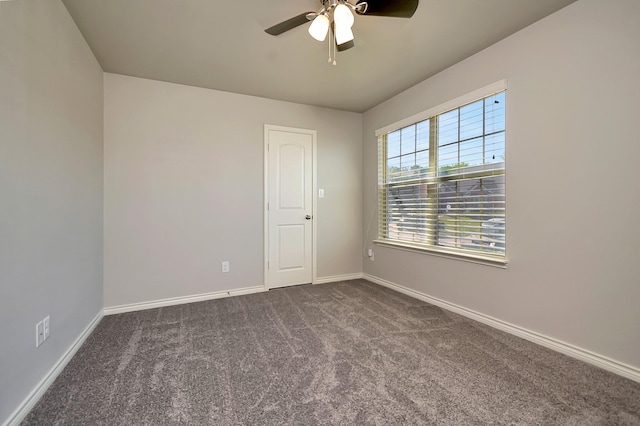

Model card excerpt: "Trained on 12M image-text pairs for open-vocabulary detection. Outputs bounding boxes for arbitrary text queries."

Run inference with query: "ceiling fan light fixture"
[335,24,354,46]
[333,3,355,28]
[308,14,330,41]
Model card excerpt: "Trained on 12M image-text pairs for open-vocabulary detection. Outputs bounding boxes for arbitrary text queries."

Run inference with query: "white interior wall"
[104,74,363,308]
[362,0,640,371]
[0,1,104,423]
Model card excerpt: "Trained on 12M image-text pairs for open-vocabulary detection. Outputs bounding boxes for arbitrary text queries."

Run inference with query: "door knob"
[305,215,312,220]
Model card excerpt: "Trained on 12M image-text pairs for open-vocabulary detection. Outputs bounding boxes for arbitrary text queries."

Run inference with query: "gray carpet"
[23,279,640,425]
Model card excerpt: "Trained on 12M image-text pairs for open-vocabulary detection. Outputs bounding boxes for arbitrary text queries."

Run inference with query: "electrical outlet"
[221,261,230,273]
[43,316,50,340]
[36,321,44,347]
[370,251,375,261]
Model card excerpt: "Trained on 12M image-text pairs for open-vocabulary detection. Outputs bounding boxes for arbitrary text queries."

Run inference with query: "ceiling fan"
[265,0,419,55]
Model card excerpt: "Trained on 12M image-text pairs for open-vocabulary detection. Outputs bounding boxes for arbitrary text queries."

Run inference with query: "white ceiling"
[62,0,577,113]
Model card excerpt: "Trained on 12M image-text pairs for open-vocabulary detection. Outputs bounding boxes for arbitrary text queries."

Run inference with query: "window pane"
[386,183,428,243]
[485,92,505,134]
[459,100,483,140]
[401,125,416,155]
[416,119,430,152]
[459,137,484,169]
[400,153,415,169]
[475,175,506,254]
[484,133,505,166]
[387,131,401,159]
[387,156,401,182]
[438,143,459,172]
[416,149,429,178]
[399,154,416,180]
[438,110,458,146]
[436,176,505,253]
[437,181,474,249]
[478,175,506,217]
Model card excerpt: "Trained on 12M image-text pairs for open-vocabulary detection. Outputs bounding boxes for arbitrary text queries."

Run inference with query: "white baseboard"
[314,273,364,285]
[363,274,640,383]
[3,310,104,426]
[103,285,267,315]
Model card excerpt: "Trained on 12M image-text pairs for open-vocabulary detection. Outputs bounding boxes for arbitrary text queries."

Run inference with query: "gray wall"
[0,0,104,423]
[104,74,363,308]
[362,0,640,369]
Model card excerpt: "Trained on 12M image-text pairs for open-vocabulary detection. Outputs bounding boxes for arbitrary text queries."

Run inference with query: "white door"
[265,125,315,289]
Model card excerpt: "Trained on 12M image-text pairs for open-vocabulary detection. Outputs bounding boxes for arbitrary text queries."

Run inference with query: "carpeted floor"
[23,279,640,425]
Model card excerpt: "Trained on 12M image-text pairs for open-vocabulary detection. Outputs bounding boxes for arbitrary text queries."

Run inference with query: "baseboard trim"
[314,273,364,285]
[103,285,267,315]
[3,310,104,426]
[363,274,640,383]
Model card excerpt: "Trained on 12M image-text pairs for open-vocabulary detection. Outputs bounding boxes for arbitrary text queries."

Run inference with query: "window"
[377,82,506,265]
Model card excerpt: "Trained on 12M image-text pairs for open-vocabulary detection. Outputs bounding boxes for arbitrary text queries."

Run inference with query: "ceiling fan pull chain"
[328,26,332,63]
[332,27,337,65]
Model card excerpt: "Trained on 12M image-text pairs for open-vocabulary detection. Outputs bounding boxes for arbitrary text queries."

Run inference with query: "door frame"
[263,124,318,290]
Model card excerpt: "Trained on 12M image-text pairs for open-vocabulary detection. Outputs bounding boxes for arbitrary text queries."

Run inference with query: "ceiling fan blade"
[265,12,314,36]
[355,0,419,18]
[337,40,355,52]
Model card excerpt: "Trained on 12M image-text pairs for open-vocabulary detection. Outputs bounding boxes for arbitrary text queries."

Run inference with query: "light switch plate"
[36,321,44,347]
[43,316,50,339]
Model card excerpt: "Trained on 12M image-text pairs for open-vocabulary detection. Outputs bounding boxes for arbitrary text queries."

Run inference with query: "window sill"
[373,239,508,269]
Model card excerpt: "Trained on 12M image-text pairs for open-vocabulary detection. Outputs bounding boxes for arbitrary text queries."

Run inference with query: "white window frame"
[375,80,508,267]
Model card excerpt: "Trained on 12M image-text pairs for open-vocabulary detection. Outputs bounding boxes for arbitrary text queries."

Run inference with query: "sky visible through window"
[386,92,505,179]
[438,92,505,171]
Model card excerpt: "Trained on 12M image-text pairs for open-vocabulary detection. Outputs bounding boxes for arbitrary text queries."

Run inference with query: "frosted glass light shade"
[308,15,330,41]
[333,3,354,28]
[335,24,354,46]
